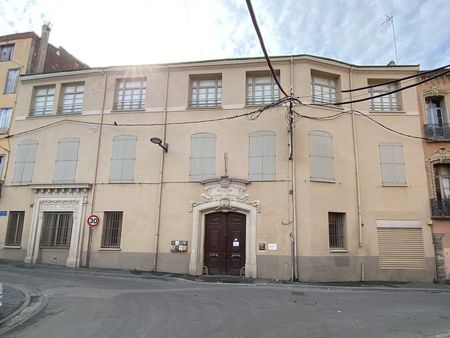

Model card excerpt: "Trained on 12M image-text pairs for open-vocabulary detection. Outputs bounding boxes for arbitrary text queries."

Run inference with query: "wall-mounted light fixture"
[150,137,169,152]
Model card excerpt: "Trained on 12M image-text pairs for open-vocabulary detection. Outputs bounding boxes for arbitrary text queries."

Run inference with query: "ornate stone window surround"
[426,148,450,198]
[421,86,449,124]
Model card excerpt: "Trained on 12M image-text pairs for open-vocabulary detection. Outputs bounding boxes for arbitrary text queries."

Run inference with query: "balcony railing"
[431,198,450,217]
[424,124,450,140]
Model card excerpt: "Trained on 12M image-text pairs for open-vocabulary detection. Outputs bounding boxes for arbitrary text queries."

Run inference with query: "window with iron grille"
[113,78,146,111]
[40,212,73,248]
[0,108,12,134]
[5,211,24,246]
[190,76,222,108]
[312,74,338,104]
[369,81,401,111]
[0,44,14,61]
[60,83,84,114]
[4,68,20,94]
[328,212,346,250]
[31,85,55,116]
[246,72,280,105]
[102,212,123,248]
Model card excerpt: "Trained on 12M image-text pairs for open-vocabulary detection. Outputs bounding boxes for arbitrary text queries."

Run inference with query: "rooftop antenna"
[382,15,398,65]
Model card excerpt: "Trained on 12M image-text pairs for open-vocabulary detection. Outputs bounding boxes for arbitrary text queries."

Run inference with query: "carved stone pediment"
[422,86,448,98]
[189,176,261,212]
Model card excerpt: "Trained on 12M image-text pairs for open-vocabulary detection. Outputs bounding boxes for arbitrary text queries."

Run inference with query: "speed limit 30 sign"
[87,214,100,227]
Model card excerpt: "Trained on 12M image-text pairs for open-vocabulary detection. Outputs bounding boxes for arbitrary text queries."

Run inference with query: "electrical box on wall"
[171,240,188,252]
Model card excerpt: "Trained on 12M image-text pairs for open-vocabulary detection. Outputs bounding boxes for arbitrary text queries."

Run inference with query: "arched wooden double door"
[204,212,246,276]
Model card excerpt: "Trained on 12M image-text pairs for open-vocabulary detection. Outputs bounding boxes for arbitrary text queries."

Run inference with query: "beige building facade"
[0,55,436,281]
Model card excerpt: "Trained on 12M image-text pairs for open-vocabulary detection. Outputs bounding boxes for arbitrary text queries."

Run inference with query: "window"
[5,211,24,246]
[0,155,4,177]
[0,44,14,61]
[40,212,73,248]
[110,135,136,182]
[190,76,222,107]
[4,68,19,94]
[249,131,276,180]
[369,81,401,111]
[31,86,55,116]
[53,137,80,183]
[309,130,335,182]
[113,78,146,111]
[189,133,216,181]
[102,211,123,248]
[0,108,12,133]
[434,164,450,200]
[60,83,84,114]
[424,97,449,139]
[12,139,38,184]
[329,212,346,250]
[246,72,280,105]
[312,74,338,104]
[379,143,406,186]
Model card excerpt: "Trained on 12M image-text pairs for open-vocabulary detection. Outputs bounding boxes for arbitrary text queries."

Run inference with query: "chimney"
[36,23,51,73]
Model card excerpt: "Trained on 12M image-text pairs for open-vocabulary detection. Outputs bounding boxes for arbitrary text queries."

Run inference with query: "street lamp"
[150,137,169,152]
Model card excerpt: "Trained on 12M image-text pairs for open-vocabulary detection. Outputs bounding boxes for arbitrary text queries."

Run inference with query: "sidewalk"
[0,285,26,322]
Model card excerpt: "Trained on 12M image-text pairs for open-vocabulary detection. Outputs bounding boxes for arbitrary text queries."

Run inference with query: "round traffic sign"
[87,214,100,227]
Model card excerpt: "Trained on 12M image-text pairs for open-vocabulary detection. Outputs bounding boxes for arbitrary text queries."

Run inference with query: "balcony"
[424,124,450,141]
[431,198,450,218]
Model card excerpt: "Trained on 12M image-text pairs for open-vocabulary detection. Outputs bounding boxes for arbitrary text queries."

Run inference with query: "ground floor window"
[102,211,123,248]
[40,212,73,248]
[328,212,346,250]
[5,211,25,246]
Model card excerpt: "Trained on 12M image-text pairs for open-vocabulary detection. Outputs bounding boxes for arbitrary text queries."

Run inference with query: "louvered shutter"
[189,133,216,181]
[110,135,136,182]
[249,131,276,180]
[54,138,79,183]
[13,140,38,184]
[379,143,406,186]
[309,131,335,181]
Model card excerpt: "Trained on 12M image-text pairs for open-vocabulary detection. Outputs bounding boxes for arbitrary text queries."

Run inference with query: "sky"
[0,0,449,69]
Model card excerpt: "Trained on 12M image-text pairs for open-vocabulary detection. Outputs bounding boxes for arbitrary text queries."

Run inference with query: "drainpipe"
[153,66,170,272]
[85,70,108,268]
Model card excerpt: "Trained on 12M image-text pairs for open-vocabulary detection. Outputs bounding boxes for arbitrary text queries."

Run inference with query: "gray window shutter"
[189,133,216,181]
[309,130,335,181]
[379,143,406,186]
[53,137,80,183]
[13,140,38,184]
[110,135,136,182]
[249,131,276,180]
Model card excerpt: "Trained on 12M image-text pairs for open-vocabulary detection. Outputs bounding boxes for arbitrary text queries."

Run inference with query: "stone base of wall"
[0,249,27,261]
[39,249,70,265]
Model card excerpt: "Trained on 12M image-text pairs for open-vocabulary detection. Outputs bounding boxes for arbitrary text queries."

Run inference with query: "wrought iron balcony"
[424,124,450,141]
[430,198,450,217]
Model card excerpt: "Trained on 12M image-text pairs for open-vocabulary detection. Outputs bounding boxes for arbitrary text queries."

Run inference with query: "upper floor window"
[0,108,12,134]
[249,131,276,180]
[309,130,335,182]
[424,96,449,139]
[246,71,280,105]
[379,143,406,186]
[60,83,84,114]
[190,76,222,108]
[12,139,38,184]
[312,73,338,104]
[434,164,450,200]
[31,85,55,116]
[53,137,80,183]
[369,81,401,111]
[4,68,20,94]
[189,133,216,181]
[113,78,146,111]
[0,44,14,61]
[110,135,137,182]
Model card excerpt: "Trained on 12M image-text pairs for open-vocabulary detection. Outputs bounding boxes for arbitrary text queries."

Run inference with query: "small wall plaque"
[171,240,188,252]
[258,243,265,251]
[0,211,7,217]
[268,243,277,251]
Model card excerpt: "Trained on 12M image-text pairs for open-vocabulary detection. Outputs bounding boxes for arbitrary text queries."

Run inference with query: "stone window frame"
[420,86,450,126]
[425,148,450,199]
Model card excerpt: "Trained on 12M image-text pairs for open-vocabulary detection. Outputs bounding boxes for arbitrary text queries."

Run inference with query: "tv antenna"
[382,15,398,65]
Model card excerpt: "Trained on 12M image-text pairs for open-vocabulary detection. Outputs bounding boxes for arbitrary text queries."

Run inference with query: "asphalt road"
[1,265,450,338]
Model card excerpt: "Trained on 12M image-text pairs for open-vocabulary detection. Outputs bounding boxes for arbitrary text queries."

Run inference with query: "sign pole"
[86,227,93,268]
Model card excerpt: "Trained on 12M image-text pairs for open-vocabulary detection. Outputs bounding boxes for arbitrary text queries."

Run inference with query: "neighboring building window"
[249,131,276,180]
[312,74,338,104]
[40,212,73,248]
[0,108,12,133]
[5,211,24,246]
[190,76,222,108]
[4,68,20,94]
[379,143,406,186]
[0,155,4,177]
[424,97,449,139]
[246,72,280,105]
[113,78,146,111]
[309,130,335,182]
[329,212,346,250]
[0,44,14,61]
[31,85,55,116]
[434,164,450,200]
[110,135,137,182]
[102,211,123,248]
[60,83,84,114]
[369,81,401,111]
[53,137,80,183]
[12,139,38,184]
[189,133,216,181]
